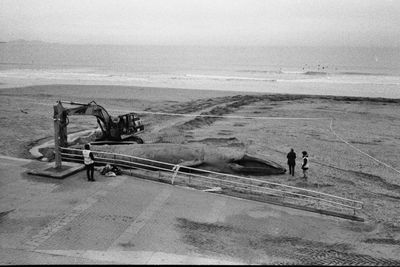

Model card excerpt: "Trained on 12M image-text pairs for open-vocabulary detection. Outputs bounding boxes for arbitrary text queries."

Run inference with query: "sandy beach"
[2,0,400,263]
[1,82,400,250]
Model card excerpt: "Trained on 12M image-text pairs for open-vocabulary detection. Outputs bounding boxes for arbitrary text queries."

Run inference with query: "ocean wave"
[280,78,400,86]
[183,74,276,82]
[279,70,328,75]
[280,70,307,74]
[1,68,398,87]
[239,69,392,77]
[238,70,282,75]
[0,62,34,66]
[337,71,387,76]
[240,69,309,75]
[304,71,328,75]
[0,69,149,82]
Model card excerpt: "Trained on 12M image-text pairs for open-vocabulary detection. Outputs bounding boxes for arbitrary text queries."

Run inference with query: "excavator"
[53,100,144,147]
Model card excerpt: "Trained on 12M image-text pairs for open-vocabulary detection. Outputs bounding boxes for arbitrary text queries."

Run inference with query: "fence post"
[53,117,62,170]
[171,165,181,185]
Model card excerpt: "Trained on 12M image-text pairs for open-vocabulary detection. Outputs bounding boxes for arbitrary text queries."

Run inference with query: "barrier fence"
[60,147,364,216]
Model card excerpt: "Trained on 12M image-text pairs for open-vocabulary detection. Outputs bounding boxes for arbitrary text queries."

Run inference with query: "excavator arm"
[60,101,112,137]
[53,100,144,147]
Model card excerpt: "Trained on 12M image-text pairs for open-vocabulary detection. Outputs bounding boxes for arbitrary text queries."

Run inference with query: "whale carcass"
[88,143,286,175]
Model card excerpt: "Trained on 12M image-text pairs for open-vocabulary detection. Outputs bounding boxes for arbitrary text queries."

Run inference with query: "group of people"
[286,148,309,179]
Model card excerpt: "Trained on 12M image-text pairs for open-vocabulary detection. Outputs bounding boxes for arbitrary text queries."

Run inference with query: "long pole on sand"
[53,105,62,169]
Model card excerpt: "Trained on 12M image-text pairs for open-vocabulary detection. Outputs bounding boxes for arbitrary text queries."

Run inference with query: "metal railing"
[60,147,364,215]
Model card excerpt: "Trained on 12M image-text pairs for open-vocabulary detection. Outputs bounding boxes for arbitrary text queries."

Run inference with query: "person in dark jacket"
[286,148,296,176]
[301,151,309,180]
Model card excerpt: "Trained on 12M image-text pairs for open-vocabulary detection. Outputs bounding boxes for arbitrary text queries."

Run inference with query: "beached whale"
[88,143,286,175]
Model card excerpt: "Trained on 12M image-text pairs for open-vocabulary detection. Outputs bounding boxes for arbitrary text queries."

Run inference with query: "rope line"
[25,100,327,120]
[115,109,328,120]
[329,118,400,175]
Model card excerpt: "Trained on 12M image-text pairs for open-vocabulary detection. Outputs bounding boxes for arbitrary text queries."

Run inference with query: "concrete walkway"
[1,155,400,265]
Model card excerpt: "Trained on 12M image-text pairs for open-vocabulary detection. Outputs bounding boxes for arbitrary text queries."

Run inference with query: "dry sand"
[1,83,400,247]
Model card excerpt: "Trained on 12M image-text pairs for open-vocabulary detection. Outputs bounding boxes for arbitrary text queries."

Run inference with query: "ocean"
[0,42,399,98]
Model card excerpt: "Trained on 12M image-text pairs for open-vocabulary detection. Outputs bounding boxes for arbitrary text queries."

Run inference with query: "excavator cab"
[118,113,144,135]
[114,113,145,143]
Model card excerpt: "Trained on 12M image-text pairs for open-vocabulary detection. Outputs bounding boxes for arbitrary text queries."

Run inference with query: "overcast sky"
[0,0,399,47]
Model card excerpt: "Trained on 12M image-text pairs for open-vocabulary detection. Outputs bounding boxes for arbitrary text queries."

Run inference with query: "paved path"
[1,155,400,265]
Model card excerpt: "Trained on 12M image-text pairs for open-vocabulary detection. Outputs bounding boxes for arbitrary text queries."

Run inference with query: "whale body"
[89,143,286,175]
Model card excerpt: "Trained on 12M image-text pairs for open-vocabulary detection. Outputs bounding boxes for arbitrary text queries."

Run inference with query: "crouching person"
[83,144,95,182]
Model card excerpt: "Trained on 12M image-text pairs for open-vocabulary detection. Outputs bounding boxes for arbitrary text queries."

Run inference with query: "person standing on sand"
[82,143,95,182]
[301,151,309,180]
[286,148,296,176]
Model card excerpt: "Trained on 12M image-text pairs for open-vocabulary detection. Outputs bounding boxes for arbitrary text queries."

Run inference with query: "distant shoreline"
[1,83,400,104]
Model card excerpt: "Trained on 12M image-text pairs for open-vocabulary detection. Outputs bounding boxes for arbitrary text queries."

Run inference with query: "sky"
[0,0,399,47]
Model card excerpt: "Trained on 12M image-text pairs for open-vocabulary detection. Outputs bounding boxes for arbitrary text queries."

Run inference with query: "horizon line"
[2,39,399,49]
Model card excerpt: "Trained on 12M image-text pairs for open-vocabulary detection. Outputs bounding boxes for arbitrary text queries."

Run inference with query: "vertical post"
[53,115,62,170]
[53,101,69,169]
